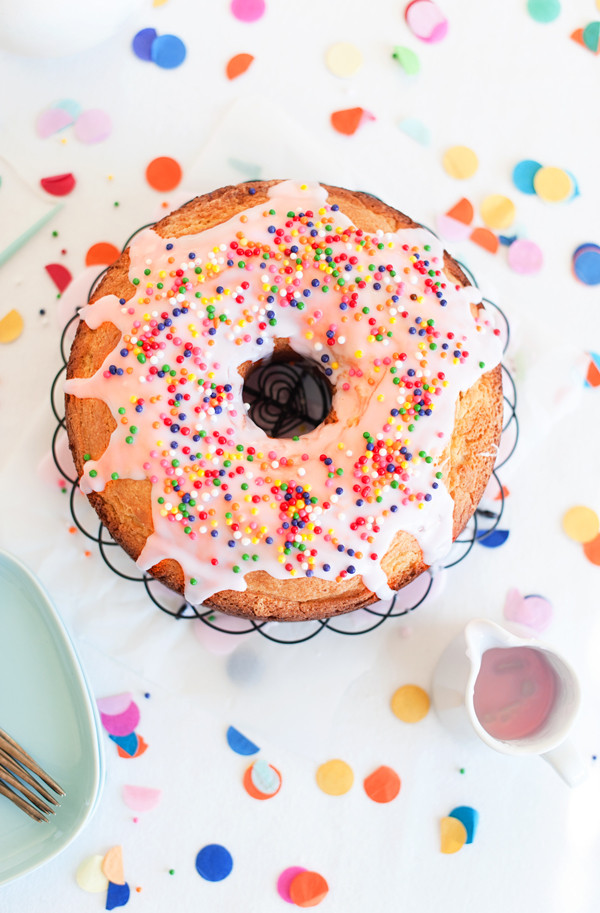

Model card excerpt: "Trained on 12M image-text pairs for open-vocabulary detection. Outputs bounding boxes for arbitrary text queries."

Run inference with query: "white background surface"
[1,0,600,910]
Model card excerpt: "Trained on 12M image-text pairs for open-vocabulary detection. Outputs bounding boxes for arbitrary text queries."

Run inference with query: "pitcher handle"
[541,739,588,787]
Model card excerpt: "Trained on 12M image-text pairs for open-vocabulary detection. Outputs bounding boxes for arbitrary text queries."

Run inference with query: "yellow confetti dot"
[440,817,467,854]
[391,684,430,722]
[325,42,363,78]
[562,506,600,544]
[0,309,24,343]
[76,855,109,893]
[480,194,516,230]
[533,166,573,203]
[316,759,354,796]
[442,145,479,180]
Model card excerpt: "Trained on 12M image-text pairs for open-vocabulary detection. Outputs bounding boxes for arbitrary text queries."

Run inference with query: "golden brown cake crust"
[65,181,503,621]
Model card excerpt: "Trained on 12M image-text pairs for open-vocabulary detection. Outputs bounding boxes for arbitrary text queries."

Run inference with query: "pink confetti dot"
[277,867,307,904]
[405,0,448,42]
[507,239,543,275]
[231,0,266,21]
[74,109,112,145]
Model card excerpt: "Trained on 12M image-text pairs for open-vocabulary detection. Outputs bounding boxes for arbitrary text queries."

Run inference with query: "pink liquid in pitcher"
[472,647,557,742]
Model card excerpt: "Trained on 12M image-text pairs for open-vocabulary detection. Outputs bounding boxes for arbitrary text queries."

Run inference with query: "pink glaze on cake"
[64,181,503,604]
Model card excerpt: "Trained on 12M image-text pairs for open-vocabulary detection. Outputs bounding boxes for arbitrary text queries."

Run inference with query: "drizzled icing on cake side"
[65,181,503,603]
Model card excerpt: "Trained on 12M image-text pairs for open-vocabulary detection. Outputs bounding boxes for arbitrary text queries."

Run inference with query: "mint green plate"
[0,548,104,886]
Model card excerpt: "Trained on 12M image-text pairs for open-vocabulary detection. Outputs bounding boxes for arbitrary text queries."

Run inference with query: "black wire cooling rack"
[50,227,518,644]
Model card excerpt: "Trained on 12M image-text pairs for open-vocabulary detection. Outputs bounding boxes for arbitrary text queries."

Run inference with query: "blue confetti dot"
[132,28,157,61]
[195,844,233,882]
[108,732,138,756]
[512,159,542,195]
[476,528,509,548]
[573,245,600,286]
[151,34,187,69]
[226,725,260,756]
[106,881,130,910]
[449,806,479,844]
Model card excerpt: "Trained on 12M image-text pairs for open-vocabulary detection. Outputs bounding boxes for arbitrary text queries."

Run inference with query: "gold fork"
[0,728,65,823]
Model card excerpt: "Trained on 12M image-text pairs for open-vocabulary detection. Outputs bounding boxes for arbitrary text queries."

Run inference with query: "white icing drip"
[65,180,503,604]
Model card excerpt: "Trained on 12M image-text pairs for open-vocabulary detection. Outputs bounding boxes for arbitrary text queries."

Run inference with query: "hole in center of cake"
[241,352,333,439]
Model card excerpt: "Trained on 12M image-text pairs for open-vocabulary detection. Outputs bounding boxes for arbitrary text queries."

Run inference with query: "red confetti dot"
[85,242,121,267]
[40,173,76,196]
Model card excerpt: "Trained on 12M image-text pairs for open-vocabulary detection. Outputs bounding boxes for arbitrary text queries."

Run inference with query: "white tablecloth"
[1,1,600,910]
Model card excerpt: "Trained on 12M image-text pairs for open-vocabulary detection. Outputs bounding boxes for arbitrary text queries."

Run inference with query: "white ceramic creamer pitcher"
[431,619,587,786]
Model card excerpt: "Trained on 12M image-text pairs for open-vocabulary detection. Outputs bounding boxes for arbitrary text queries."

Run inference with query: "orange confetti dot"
[470,227,499,254]
[289,870,329,907]
[0,309,24,343]
[242,762,282,800]
[85,242,121,267]
[583,533,600,566]
[446,197,473,225]
[102,846,125,885]
[145,156,183,192]
[363,765,401,803]
[226,53,254,79]
[330,107,367,136]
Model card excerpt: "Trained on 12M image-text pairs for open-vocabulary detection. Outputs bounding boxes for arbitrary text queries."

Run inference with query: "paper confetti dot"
[76,855,109,893]
[480,195,515,229]
[122,785,162,812]
[436,215,471,242]
[570,26,600,53]
[132,28,157,61]
[109,732,138,756]
[102,846,125,886]
[476,528,509,548]
[440,816,468,853]
[74,109,112,144]
[583,21,600,52]
[243,760,282,799]
[512,159,542,194]
[398,117,430,145]
[563,506,600,543]
[40,173,76,196]
[527,0,561,23]
[325,42,363,77]
[585,352,600,388]
[573,244,600,286]
[363,766,401,803]
[391,684,430,722]
[583,534,600,566]
[507,239,543,274]
[116,735,148,759]
[533,166,572,202]
[195,844,233,882]
[151,34,187,69]
[97,693,133,715]
[0,310,24,344]
[289,870,329,907]
[226,53,254,79]
[316,759,354,796]
[392,45,420,74]
[504,588,553,633]
[226,725,259,755]
[446,197,474,224]
[36,106,74,138]
[231,0,265,21]
[106,881,130,910]
[277,867,307,904]
[330,107,370,136]
[100,701,140,737]
[405,0,448,42]
[470,227,499,254]
[45,263,72,292]
[85,242,120,267]
[442,145,478,180]
[145,156,182,192]
[448,806,479,843]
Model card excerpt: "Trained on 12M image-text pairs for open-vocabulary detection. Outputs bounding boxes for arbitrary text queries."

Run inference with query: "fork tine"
[0,748,59,806]
[0,765,55,816]
[0,729,65,796]
[0,777,50,822]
